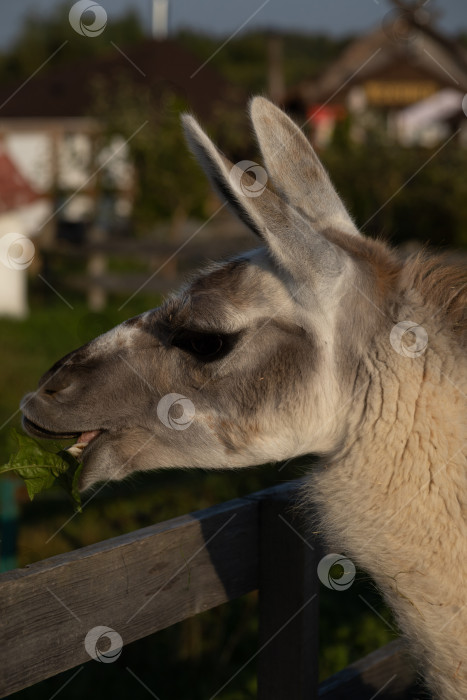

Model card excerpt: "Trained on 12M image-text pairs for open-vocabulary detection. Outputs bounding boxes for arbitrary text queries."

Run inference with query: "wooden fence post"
[257,488,321,700]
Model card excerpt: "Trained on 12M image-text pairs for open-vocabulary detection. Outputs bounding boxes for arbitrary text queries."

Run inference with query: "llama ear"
[250,96,360,237]
[182,113,270,240]
[182,113,348,288]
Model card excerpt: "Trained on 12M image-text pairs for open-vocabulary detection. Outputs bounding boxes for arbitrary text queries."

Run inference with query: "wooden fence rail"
[0,480,418,699]
[41,221,253,310]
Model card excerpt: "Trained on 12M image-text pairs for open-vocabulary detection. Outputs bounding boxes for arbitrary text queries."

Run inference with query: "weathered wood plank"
[0,494,259,698]
[318,639,419,699]
[256,482,321,700]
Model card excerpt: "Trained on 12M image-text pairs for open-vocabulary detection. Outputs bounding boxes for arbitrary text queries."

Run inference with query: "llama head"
[21,97,400,490]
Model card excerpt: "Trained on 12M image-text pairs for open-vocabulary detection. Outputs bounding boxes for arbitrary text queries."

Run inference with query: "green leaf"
[0,430,83,511]
[56,450,84,513]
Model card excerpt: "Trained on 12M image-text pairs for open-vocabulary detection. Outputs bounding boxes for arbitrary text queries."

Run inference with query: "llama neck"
[309,341,467,700]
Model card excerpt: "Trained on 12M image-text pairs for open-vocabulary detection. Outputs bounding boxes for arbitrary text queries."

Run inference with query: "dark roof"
[287,12,467,106]
[0,39,244,122]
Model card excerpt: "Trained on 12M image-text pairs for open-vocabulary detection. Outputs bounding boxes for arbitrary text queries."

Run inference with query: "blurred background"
[0,0,466,697]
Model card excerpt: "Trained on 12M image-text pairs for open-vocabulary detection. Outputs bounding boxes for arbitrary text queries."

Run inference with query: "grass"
[0,292,395,698]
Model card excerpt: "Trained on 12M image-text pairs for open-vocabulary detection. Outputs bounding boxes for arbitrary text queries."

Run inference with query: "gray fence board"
[0,495,258,697]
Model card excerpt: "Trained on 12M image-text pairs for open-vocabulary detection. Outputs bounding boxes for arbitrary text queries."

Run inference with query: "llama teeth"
[66,443,86,459]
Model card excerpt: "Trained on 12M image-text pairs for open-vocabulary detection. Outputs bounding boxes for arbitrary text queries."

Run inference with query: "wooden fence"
[0,480,419,699]
[40,216,253,311]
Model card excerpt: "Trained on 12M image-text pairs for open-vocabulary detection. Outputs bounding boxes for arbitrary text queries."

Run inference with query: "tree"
[92,77,209,236]
[0,2,144,84]
[322,139,467,249]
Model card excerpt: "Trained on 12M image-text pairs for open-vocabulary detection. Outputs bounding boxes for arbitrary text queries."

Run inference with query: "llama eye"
[189,334,223,357]
[171,331,226,360]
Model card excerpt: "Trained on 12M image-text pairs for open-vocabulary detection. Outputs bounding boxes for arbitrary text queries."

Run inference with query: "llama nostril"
[42,382,71,396]
[39,372,73,396]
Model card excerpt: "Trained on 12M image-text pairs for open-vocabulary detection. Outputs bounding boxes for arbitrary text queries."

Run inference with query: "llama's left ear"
[250,96,360,238]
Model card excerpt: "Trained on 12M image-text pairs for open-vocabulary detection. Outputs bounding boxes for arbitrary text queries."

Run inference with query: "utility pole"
[152,0,169,40]
[267,33,285,105]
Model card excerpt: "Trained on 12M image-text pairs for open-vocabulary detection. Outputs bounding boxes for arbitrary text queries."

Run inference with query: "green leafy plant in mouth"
[0,430,83,512]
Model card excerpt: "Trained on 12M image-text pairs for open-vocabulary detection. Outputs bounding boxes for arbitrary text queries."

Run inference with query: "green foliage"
[0,430,83,509]
[92,84,209,228]
[322,140,467,248]
[0,431,59,497]
[0,3,144,84]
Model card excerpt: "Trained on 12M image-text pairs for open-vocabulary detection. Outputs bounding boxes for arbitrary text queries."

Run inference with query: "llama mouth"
[66,430,103,459]
[22,417,103,457]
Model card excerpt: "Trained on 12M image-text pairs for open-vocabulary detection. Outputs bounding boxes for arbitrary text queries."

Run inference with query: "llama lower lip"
[22,417,81,440]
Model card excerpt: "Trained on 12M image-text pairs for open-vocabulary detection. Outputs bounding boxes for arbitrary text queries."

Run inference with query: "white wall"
[0,200,52,318]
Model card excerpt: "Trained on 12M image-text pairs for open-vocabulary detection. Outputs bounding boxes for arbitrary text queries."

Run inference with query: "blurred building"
[0,148,51,317]
[285,0,467,147]
[0,39,243,240]
[0,38,245,313]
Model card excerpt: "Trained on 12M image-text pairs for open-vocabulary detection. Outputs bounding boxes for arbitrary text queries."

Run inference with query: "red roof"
[0,149,41,214]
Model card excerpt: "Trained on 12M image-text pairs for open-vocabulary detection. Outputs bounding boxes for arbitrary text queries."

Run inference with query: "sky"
[0,0,466,50]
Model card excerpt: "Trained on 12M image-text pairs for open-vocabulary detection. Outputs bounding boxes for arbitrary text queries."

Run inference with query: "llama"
[21,97,466,700]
